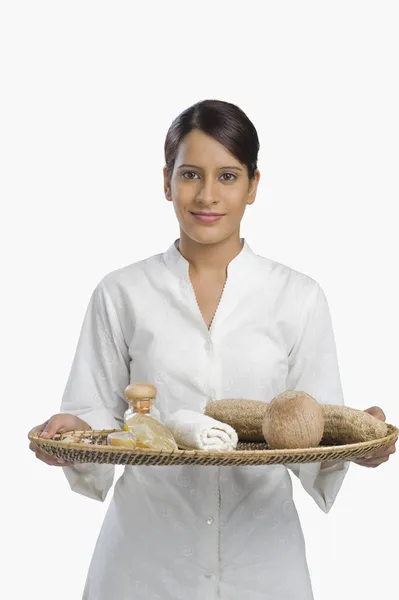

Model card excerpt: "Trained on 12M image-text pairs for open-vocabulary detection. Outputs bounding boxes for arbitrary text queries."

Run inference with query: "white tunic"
[60,238,350,600]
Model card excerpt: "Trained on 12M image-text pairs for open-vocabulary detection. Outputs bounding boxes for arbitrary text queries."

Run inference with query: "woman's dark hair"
[164,99,260,181]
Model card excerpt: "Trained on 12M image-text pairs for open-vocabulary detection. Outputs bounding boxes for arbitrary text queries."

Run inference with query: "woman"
[30,99,395,600]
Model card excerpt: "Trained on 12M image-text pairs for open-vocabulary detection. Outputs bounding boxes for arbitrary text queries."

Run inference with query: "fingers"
[29,420,51,453]
[356,407,394,468]
[369,443,396,459]
[29,418,73,466]
[33,447,71,467]
[40,456,70,467]
[39,415,63,439]
[29,415,69,446]
[355,456,389,467]
[29,421,48,437]
[354,444,396,467]
[364,406,386,421]
[29,421,50,455]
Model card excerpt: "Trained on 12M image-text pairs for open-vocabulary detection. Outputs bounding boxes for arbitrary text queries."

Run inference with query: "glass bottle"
[123,383,178,451]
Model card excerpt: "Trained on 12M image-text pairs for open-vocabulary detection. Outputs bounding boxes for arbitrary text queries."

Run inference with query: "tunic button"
[204,341,212,353]
[206,516,214,525]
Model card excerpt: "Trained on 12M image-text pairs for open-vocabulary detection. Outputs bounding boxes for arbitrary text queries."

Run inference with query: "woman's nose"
[196,179,217,204]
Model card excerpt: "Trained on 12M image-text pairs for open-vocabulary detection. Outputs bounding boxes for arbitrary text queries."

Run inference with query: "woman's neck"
[177,230,243,277]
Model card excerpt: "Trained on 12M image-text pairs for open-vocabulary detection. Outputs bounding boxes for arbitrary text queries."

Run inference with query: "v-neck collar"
[163,237,258,281]
[163,237,260,336]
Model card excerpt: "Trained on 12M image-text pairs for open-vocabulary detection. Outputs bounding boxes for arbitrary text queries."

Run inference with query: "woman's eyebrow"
[177,163,243,171]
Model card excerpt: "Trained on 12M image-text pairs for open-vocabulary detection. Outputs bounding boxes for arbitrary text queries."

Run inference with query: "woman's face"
[164,129,260,245]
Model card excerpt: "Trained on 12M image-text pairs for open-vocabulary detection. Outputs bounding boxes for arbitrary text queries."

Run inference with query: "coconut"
[262,390,324,449]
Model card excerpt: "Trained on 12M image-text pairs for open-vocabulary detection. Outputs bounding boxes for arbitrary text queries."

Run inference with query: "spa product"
[321,404,388,445]
[124,383,178,451]
[107,431,137,449]
[262,390,324,449]
[204,398,268,441]
[205,394,388,446]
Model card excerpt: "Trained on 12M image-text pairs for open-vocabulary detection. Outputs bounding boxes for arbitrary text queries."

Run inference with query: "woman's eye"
[182,171,199,180]
[220,173,237,182]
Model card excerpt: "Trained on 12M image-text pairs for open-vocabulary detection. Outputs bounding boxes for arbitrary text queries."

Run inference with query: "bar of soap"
[107,431,137,449]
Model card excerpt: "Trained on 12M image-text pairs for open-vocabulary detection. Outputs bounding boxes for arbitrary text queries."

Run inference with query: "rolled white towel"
[165,409,238,451]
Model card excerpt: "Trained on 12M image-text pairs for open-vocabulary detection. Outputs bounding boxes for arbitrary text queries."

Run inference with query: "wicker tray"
[29,424,398,467]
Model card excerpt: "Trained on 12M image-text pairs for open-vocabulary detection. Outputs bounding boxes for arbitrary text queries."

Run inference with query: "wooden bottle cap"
[125,383,157,401]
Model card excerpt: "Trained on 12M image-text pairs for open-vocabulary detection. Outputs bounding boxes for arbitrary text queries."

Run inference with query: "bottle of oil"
[124,383,178,451]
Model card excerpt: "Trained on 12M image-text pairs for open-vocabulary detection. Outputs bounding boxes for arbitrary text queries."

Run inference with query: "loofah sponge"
[321,404,388,445]
[204,394,388,446]
[204,398,268,441]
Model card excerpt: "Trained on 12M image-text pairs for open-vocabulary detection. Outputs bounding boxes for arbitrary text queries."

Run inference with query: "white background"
[2,1,398,599]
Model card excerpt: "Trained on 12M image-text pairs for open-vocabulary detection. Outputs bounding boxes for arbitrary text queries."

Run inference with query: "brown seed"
[262,391,324,449]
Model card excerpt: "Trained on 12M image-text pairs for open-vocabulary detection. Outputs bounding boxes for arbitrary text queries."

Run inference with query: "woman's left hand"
[354,406,396,467]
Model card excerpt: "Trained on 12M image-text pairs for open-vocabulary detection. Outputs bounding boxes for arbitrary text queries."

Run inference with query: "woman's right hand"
[29,414,91,467]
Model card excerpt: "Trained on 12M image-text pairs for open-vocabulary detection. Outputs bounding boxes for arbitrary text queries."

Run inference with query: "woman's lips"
[190,213,225,223]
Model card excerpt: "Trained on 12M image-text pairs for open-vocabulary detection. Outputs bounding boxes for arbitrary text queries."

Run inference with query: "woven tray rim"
[28,423,398,459]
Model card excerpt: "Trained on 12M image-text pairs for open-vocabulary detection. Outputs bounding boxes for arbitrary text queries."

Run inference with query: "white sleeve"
[286,281,350,513]
[59,277,130,502]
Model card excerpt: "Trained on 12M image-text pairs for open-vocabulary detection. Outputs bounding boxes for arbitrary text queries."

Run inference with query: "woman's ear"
[163,166,172,201]
[247,169,261,206]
